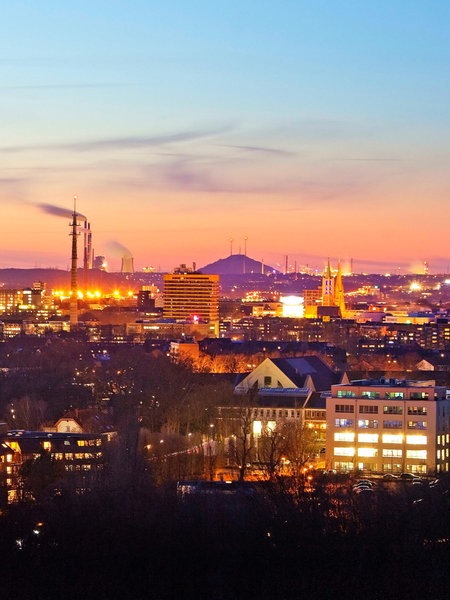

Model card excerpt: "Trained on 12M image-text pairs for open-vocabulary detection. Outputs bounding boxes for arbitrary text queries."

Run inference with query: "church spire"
[322,258,334,307]
[334,259,346,317]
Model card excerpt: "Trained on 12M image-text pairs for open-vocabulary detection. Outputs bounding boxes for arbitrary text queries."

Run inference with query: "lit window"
[357,448,378,458]
[407,421,427,430]
[410,392,429,400]
[334,447,355,456]
[406,450,427,459]
[385,392,404,399]
[337,390,356,398]
[382,434,403,444]
[382,448,402,457]
[335,418,354,427]
[408,406,427,415]
[362,391,380,399]
[253,421,262,435]
[358,433,379,443]
[334,432,354,442]
[358,419,378,429]
[334,461,354,471]
[383,406,403,415]
[406,435,427,445]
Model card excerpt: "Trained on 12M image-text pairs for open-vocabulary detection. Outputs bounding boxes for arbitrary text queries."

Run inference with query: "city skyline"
[1,2,450,274]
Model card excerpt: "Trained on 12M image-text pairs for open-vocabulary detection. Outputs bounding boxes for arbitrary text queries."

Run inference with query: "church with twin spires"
[304,259,346,319]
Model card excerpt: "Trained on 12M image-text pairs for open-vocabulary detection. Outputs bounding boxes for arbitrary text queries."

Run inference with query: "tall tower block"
[163,265,220,337]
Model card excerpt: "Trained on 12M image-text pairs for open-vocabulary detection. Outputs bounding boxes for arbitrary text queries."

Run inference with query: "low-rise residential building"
[326,377,450,475]
[216,356,348,476]
[0,430,106,504]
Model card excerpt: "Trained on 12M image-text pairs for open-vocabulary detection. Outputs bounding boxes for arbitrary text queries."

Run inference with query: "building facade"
[326,378,450,475]
[0,430,106,504]
[163,267,219,337]
[216,356,348,477]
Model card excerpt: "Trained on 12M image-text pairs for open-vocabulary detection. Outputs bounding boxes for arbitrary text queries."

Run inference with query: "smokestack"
[69,198,79,330]
[87,225,93,269]
[82,221,94,288]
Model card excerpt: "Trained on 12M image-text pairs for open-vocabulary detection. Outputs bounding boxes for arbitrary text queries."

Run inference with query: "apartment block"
[326,377,450,475]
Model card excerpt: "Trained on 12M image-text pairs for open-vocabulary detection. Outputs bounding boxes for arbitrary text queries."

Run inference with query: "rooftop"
[344,377,436,388]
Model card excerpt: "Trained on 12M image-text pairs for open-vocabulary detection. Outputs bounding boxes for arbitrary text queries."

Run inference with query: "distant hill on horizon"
[200,254,279,276]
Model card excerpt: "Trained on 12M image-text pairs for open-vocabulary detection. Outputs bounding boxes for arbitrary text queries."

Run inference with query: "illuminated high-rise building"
[163,266,220,337]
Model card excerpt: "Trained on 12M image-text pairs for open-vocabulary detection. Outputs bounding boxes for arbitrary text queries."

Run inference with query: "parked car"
[400,473,421,481]
[353,479,374,487]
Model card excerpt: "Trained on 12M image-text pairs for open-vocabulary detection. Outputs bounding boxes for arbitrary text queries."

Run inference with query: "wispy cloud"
[220,144,294,157]
[0,177,30,201]
[154,160,294,194]
[0,125,234,154]
[0,83,125,91]
[328,157,402,162]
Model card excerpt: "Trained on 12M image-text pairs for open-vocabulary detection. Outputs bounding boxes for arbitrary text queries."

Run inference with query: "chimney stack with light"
[69,198,79,330]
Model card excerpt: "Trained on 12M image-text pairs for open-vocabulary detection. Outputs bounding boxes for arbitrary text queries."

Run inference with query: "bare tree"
[8,396,47,430]
[219,388,260,481]
[256,423,290,480]
[283,420,323,478]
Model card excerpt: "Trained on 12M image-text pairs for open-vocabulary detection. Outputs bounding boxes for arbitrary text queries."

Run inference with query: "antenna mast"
[69,196,79,330]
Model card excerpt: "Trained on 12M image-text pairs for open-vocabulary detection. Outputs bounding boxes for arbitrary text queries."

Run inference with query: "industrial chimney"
[121,255,134,274]
[69,200,79,330]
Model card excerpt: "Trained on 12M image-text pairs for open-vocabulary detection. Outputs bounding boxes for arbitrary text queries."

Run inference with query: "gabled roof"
[56,409,115,434]
[417,356,450,368]
[234,355,346,398]
[270,356,343,392]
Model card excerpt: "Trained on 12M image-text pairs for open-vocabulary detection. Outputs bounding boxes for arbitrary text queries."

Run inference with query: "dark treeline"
[0,336,230,434]
[0,336,450,598]
[1,472,450,600]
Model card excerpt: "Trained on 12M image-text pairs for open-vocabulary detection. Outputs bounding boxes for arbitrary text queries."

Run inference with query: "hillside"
[200,254,278,275]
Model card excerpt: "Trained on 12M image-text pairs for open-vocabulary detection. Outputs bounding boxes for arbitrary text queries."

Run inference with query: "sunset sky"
[1,1,450,274]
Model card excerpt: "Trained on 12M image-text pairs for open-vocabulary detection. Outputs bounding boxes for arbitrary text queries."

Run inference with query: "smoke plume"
[105,240,133,258]
[38,203,86,220]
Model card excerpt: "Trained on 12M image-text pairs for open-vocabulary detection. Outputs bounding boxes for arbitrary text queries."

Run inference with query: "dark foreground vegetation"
[0,336,449,599]
[1,473,450,600]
